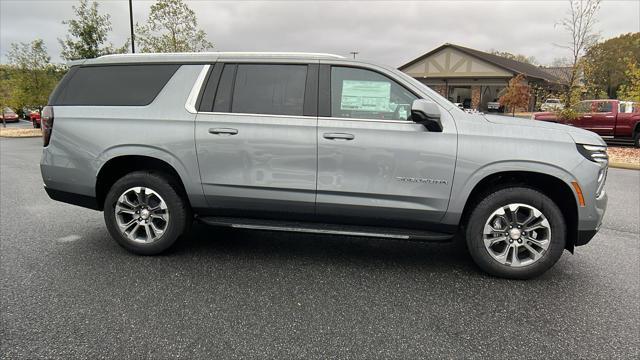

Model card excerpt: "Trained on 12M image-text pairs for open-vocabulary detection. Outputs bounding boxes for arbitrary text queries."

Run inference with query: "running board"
[198,216,454,242]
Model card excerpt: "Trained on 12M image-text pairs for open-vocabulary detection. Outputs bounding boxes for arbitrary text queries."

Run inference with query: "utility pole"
[349,51,358,59]
[129,0,135,53]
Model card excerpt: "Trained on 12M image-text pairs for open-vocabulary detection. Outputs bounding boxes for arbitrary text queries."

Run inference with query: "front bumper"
[576,190,607,246]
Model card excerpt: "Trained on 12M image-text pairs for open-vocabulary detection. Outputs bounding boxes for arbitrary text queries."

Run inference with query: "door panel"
[195,113,317,218]
[316,118,457,228]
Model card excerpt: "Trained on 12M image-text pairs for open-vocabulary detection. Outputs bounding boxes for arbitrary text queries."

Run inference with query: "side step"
[198,216,455,242]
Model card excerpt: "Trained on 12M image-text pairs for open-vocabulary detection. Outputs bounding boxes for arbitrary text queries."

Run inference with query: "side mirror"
[411,99,443,132]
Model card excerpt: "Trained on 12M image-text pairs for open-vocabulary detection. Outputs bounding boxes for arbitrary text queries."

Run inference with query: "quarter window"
[231,64,307,116]
[330,67,417,120]
[52,64,179,106]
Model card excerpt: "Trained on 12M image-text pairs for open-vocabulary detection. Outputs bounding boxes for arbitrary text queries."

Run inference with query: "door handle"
[583,115,592,118]
[323,132,355,140]
[209,128,238,135]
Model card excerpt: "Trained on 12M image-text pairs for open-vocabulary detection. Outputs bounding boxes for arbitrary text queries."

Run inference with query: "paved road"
[1,137,638,359]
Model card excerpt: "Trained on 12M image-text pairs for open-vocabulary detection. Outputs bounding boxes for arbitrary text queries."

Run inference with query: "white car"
[540,98,564,111]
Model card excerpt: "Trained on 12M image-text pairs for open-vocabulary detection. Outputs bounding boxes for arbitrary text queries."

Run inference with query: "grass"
[0,128,42,138]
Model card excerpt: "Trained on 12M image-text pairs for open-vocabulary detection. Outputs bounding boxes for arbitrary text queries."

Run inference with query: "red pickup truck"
[532,99,640,147]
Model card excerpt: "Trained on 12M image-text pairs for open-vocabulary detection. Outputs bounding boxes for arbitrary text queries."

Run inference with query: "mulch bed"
[608,146,640,170]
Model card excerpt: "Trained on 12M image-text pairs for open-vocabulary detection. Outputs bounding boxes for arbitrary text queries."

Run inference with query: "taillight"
[42,106,54,147]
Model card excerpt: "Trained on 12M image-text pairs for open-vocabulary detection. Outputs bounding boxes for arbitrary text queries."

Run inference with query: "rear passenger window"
[595,102,612,113]
[213,64,236,112]
[231,64,307,116]
[53,65,179,106]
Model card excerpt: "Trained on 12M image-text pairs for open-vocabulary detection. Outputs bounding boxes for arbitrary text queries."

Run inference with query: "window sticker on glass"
[340,80,391,112]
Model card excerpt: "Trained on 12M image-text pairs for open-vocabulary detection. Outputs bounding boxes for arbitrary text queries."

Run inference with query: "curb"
[0,135,42,138]
[609,162,640,171]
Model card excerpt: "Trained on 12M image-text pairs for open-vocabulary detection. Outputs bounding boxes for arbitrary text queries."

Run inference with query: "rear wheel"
[465,187,566,279]
[104,171,191,255]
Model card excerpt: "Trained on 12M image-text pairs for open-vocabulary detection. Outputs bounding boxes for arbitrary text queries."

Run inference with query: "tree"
[0,65,14,127]
[617,61,640,102]
[489,50,537,65]
[6,40,63,115]
[499,74,531,116]
[59,0,127,60]
[136,0,213,53]
[551,57,570,67]
[557,0,601,108]
[582,33,640,99]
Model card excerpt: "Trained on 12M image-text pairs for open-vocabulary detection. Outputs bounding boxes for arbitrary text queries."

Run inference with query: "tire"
[103,171,191,255]
[465,187,566,279]
[634,132,639,148]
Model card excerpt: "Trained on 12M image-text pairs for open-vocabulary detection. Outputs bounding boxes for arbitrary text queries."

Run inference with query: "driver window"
[330,67,417,121]
[574,101,592,113]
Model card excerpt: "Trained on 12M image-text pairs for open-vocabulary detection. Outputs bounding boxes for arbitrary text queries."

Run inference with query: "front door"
[195,62,318,219]
[589,101,616,136]
[316,65,457,229]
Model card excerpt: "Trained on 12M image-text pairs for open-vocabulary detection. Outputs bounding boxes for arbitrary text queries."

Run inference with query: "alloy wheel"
[114,186,170,243]
[482,203,551,267]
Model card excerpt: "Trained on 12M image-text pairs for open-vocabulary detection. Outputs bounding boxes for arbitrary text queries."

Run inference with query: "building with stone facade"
[399,43,564,111]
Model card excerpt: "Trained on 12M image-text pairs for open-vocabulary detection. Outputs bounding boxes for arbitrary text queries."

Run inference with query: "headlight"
[577,144,608,165]
[577,144,608,196]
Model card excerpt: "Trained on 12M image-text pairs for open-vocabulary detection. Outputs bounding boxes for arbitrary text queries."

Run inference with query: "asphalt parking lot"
[1,119,33,129]
[1,137,638,359]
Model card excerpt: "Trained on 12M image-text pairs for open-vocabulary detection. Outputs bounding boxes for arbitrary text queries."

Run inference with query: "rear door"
[195,61,319,220]
[315,63,457,229]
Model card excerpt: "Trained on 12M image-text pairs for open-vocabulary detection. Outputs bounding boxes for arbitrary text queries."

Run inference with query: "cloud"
[1,0,638,67]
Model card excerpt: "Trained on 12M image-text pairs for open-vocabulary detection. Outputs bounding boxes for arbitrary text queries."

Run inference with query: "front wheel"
[465,187,566,279]
[104,171,191,255]
[634,132,639,148]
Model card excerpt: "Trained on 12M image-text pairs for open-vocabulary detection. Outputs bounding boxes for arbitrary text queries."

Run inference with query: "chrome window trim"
[318,116,412,124]
[196,111,314,120]
[185,64,211,114]
[195,111,414,124]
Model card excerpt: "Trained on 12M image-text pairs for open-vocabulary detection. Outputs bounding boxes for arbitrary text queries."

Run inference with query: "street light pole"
[129,0,135,53]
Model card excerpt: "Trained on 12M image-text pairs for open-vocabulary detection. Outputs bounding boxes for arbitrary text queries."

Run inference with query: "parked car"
[533,99,640,147]
[41,52,608,279]
[540,98,564,112]
[1,107,19,122]
[30,110,41,128]
[486,99,504,113]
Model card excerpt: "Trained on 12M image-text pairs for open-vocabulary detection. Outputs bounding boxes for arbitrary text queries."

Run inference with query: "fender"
[96,144,207,209]
[441,159,579,226]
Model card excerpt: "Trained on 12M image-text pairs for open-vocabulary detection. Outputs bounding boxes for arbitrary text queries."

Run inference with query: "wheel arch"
[457,169,579,251]
[95,154,192,211]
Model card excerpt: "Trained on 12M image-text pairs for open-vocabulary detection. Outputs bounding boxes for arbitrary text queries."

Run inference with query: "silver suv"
[40,52,608,279]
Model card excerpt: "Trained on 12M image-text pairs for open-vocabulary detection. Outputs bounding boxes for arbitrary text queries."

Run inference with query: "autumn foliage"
[499,74,531,116]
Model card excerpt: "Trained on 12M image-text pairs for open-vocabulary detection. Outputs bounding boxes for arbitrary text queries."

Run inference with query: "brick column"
[471,86,481,110]
[431,85,447,97]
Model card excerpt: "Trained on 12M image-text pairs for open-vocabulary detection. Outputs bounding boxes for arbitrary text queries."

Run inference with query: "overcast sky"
[1,0,638,67]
